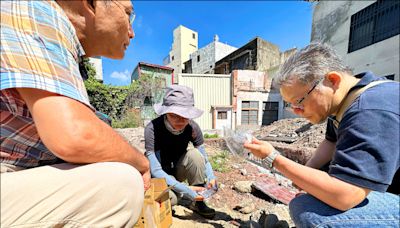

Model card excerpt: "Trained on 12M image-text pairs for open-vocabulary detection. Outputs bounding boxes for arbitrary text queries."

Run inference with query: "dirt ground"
[115,118,326,227]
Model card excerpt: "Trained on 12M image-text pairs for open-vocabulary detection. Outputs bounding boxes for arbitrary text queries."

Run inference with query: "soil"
[115,117,326,227]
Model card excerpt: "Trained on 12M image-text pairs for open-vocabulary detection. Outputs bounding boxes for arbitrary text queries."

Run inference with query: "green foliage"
[210,150,231,173]
[82,59,167,128]
[112,109,142,128]
[204,133,219,139]
[83,58,131,121]
[124,72,166,108]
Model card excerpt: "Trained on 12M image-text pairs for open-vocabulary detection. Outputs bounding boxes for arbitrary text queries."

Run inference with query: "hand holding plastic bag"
[223,127,253,158]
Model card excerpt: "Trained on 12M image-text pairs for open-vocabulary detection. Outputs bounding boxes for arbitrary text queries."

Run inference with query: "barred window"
[241,101,258,125]
[348,0,400,53]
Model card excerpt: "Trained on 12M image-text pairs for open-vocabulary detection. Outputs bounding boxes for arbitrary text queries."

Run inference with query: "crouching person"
[145,85,217,219]
[244,43,399,227]
[1,0,149,227]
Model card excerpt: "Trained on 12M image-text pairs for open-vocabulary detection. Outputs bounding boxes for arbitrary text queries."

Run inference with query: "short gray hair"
[274,42,353,88]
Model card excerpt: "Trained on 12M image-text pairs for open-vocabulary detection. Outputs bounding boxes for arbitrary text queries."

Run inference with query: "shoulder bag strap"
[334,80,391,128]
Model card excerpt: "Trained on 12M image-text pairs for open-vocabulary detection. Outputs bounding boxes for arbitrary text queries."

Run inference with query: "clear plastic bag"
[223,127,253,158]
[198,186,218,200]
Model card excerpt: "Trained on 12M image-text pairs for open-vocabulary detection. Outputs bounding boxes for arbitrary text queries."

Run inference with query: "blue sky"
[102,1,314,86]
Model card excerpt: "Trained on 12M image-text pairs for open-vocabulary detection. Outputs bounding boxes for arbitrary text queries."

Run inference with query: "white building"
[164,25,198,75]
[89,56,103,82]
[311,0,399,81]
[184,35,237,74]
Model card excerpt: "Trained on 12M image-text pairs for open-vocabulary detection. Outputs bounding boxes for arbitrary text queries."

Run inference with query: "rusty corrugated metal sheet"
[253,175,299,205]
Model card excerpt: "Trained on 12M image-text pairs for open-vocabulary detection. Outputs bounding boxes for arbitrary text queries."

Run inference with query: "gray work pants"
[169,148,207,205]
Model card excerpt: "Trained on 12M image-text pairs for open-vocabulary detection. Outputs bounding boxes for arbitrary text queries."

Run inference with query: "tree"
[83,58,129,120]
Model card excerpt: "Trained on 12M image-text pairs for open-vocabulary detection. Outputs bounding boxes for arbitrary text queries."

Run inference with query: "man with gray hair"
[1,0,148,227]
[245,43,399,227]
[145,84,217,218]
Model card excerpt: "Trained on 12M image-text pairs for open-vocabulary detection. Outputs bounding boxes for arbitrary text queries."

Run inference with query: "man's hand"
[142,169,151,191]
[244,138,275,159]
[207,179,218,189]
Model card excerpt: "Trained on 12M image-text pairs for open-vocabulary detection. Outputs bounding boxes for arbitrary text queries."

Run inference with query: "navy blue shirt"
[325,72,399,192]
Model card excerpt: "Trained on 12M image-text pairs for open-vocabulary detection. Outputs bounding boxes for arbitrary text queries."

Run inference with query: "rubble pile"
[253,118,326,149]
[114,127,145,151]
[250,118,327,165]
[114,118,327,227]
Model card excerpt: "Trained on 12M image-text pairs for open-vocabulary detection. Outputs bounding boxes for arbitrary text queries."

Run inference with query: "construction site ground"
[116,118,326,227]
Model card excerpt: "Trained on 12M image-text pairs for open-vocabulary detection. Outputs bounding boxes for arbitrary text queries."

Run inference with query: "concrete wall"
[189,41,237,74]
[190,42,215,74]
[166,25,198,74]
[256,39,281,73]
[215,42,237,62]
[177,73,231,130]
[312,1,399,81]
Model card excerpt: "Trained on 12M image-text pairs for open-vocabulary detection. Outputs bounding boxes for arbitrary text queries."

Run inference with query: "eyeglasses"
[286,78,323,111]
[111,0,136,26]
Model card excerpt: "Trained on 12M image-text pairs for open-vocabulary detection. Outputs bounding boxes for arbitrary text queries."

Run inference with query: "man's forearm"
[305,139,336,168]
[274,155,369,211]
[17,88,149,173]
[86,121,150,173]
[48,118,149,173]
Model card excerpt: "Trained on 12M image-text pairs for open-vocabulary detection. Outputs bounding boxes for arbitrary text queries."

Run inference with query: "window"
[171,56,174,61]
[348,0,400,53]
[197,55,200,62]
[192,33,196,39]
[241,101,258,125]
[262,102,279,125]
[217,111,227,119]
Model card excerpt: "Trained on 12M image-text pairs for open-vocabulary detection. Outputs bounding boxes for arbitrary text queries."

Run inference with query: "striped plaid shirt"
[1,1,92,168]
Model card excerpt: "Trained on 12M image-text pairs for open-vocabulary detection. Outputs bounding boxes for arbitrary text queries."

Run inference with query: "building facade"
[231,70,284,130]
[311,0,399,81]
[131,62,174,125]
[164,25,198,75]
[183,35,237,74]
[214,37,298,122]
[214,37,296,76]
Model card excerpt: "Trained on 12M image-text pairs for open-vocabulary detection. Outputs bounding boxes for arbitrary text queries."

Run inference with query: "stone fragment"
[233,181,253,193]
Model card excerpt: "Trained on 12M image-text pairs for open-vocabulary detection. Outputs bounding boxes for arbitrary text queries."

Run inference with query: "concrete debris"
[234,200,257,214]
[114,127,145,152]
[231,164,241,169]
[233,181,254,193]
[253,117,326,150]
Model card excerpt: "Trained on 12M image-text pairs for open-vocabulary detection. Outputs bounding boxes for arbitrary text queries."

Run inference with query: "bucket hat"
[154,85,203,119]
